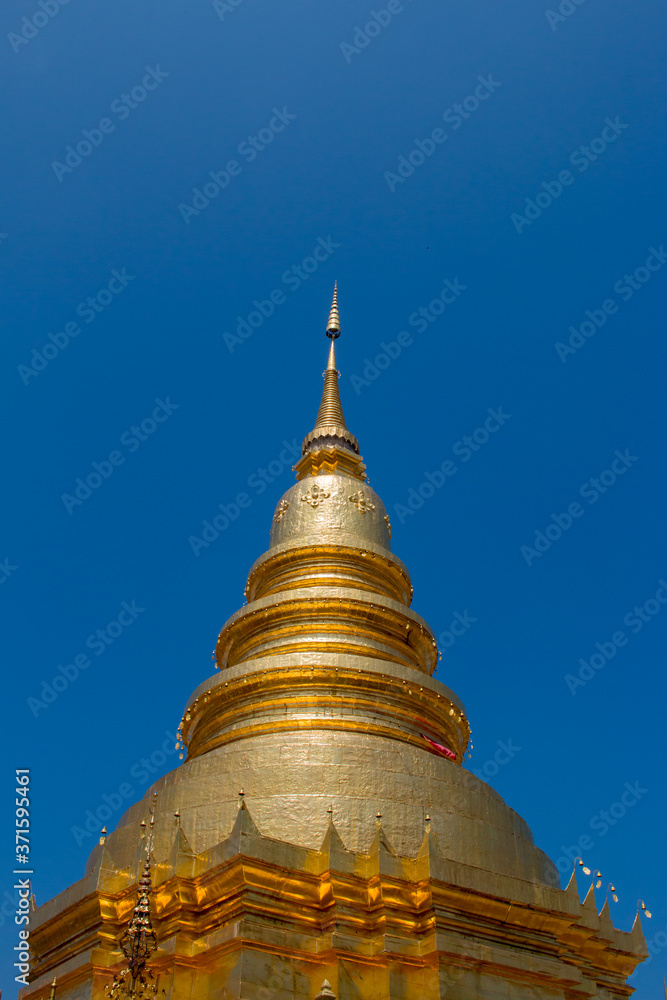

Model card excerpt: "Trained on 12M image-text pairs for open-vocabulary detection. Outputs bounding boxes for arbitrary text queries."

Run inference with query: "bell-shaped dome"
[270,474,392,552]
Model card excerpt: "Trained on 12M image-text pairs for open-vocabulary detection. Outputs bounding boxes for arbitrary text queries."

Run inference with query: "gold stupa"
[25,288,647,1000]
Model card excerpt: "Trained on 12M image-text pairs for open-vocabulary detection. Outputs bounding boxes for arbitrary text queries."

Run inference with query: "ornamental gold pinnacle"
[326,282,340,338]
[104,814,163,1000]
[294,283,367,480]
[314,284,346,429]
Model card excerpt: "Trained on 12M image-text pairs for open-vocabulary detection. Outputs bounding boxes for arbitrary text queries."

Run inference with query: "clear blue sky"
[2,0,666,995]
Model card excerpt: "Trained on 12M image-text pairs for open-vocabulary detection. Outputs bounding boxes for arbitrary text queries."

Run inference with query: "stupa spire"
[295,284,366,481]
[314,284,347,429]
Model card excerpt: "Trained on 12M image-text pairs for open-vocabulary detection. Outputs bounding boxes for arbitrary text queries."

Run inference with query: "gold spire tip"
[326,282,340,339]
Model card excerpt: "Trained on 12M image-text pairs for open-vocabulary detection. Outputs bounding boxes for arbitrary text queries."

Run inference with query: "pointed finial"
[49,978,57,1000]
[100,826,107,845]
[294,284,367,481]
[326,282,340,339]
[315,979,336,1000]
[104,814,169,1000]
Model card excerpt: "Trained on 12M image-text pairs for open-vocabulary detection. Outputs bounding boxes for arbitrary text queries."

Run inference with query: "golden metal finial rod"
[326,282,340,339]
[313,286,346,429]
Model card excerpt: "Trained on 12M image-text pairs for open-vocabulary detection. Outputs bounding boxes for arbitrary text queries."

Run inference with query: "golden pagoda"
[25,287,647,1000]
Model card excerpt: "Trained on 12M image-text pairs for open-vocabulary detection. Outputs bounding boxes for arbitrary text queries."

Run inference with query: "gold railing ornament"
[315,980,336,1000]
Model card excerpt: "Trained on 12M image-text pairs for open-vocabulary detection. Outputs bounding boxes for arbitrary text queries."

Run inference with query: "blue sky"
[2,0,666,995]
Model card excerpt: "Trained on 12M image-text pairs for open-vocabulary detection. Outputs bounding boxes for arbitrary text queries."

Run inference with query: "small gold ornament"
[273,499,290,522]
[301,484,330,507]
[349,491,376,513]
[384,514,392,537]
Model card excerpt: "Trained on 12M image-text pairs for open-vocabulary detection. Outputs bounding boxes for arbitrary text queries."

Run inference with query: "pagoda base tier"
[25,795,646,1000]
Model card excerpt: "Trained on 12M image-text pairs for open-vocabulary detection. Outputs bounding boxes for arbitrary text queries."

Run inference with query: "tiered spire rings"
[326,282,341,338]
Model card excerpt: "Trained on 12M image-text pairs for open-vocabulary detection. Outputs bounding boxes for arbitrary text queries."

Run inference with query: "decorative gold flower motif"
[384,514,392,537]
[273,499,290,523]
[301,484,330,507]
[349,491,376,513]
